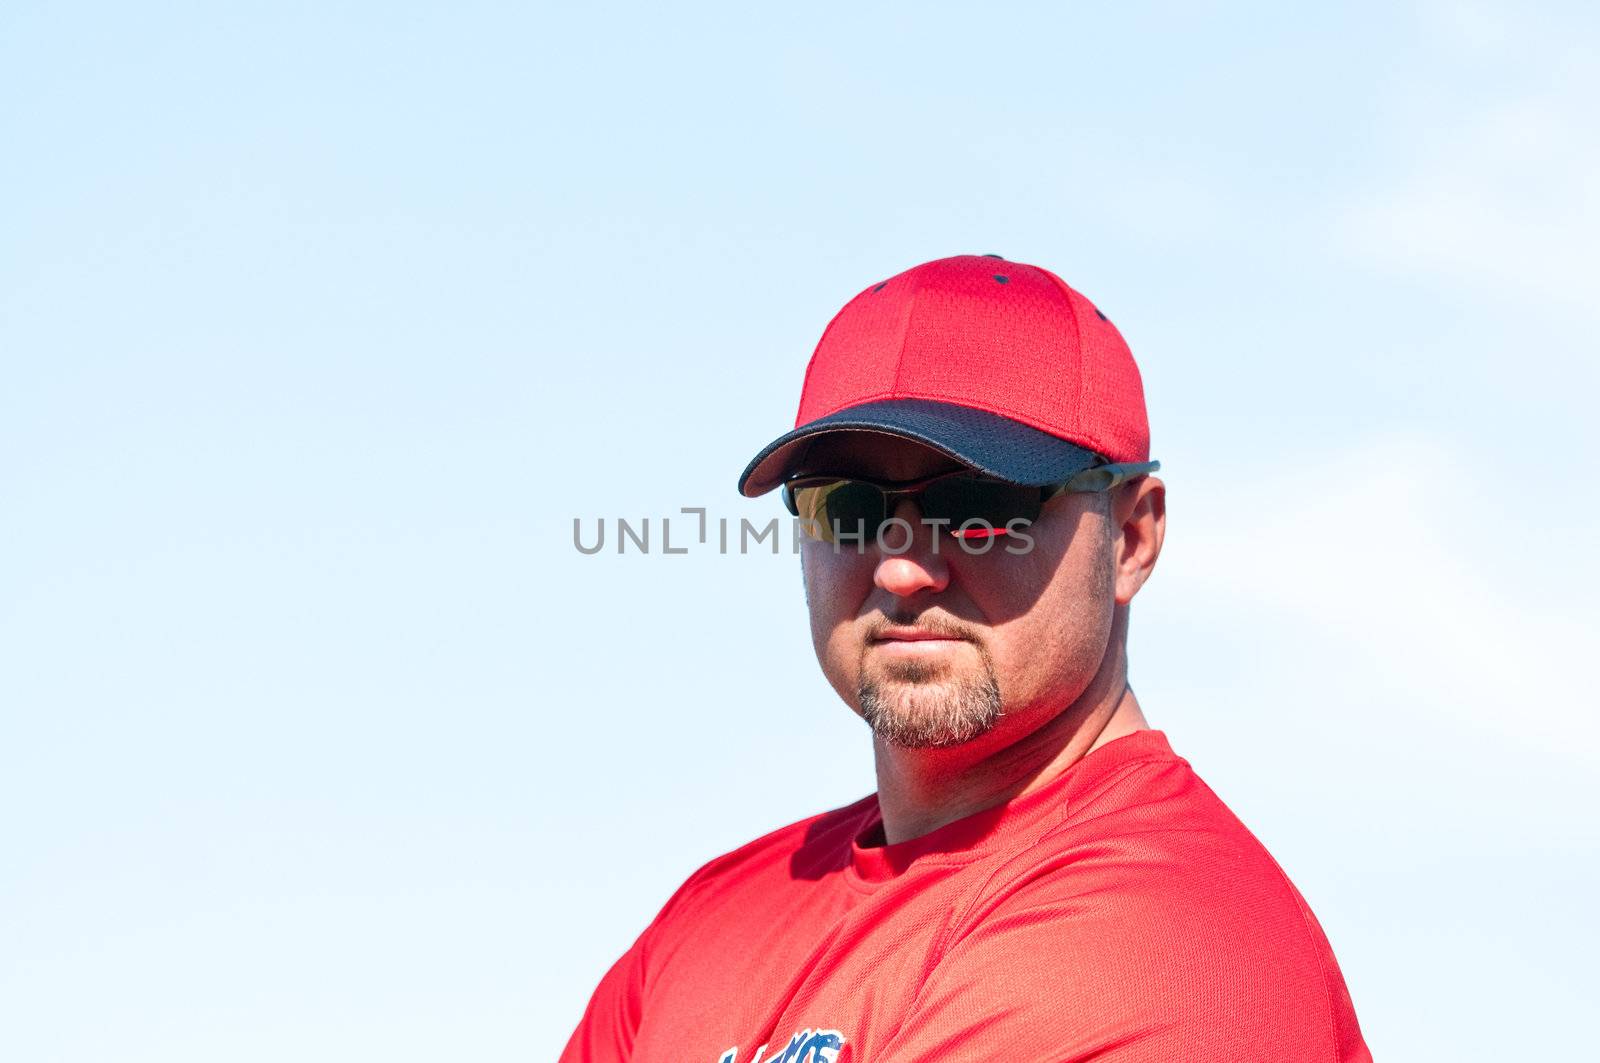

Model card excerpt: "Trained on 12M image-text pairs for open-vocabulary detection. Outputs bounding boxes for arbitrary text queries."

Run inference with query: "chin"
[857,673,1003,750]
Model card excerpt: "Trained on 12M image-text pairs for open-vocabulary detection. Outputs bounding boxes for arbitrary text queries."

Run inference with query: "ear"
[1111,476,1166,606]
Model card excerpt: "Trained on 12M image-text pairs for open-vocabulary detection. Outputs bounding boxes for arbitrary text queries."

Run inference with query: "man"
[562,255,1371,1062]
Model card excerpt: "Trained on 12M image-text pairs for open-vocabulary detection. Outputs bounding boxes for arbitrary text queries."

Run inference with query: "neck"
[870,617,1149,846]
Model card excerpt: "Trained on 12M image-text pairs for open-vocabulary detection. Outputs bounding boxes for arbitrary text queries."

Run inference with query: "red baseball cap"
[737,254,1152,496]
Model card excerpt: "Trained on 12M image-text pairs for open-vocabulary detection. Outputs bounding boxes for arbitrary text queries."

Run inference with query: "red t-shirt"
[562,729,1371,1062]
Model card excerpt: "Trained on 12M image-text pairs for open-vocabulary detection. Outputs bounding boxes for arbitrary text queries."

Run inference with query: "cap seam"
[795,285,875,427]
[888,276,920,396]
[1039,268,1089,429]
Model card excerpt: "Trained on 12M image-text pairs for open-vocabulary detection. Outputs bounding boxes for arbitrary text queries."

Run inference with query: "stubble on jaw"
[856,640,1003,749]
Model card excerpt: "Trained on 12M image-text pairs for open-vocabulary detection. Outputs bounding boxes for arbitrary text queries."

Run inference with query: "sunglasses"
[781,460,1160,544]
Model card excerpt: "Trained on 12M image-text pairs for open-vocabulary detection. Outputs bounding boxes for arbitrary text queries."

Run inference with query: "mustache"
[865,610,981,642]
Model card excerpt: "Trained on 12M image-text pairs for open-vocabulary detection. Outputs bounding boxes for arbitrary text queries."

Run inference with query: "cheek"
[801,545,875,683]
[1031,570,1115,681]
[970,520,1116,704]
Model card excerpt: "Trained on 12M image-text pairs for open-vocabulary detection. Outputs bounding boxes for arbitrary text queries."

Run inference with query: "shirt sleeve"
[872,834,1372,1063]
[558,850,730,1063]
[559,931,648,1063]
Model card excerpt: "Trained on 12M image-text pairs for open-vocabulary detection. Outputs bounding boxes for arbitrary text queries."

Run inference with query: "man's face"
[798,433,1125,751]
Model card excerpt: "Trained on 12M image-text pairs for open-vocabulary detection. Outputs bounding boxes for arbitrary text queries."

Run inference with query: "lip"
[871,628,969,644]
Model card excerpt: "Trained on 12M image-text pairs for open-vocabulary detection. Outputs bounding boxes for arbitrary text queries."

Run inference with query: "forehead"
[795,431,968,481]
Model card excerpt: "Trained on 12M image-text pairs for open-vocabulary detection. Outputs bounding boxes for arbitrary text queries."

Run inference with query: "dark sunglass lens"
[921,478,1039,537]
[790,480,885,542]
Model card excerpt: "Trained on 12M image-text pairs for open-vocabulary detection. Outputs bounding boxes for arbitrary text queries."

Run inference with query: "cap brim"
[737,399,1103,497]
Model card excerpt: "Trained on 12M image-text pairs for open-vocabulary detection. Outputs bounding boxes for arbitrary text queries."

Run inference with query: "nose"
[872,499,951,598]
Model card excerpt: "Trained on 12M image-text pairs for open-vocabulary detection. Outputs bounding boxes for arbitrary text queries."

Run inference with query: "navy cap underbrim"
[737,399,1103,497]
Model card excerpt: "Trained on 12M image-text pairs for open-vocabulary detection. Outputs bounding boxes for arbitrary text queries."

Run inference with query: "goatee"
[858,656,1003,748]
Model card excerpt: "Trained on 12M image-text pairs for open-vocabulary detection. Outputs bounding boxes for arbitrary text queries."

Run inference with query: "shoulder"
[644,793,876,928]
[975,748,1327,950]
[922,745,1366,1058]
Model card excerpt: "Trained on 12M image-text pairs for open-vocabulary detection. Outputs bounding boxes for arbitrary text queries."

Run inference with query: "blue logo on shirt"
[716,1026,845,1063]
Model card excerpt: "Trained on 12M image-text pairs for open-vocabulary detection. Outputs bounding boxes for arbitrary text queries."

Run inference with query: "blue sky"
[2,2,1596,1059]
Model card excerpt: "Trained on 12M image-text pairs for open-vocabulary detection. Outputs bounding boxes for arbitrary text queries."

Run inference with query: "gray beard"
[857,656,1003,749]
